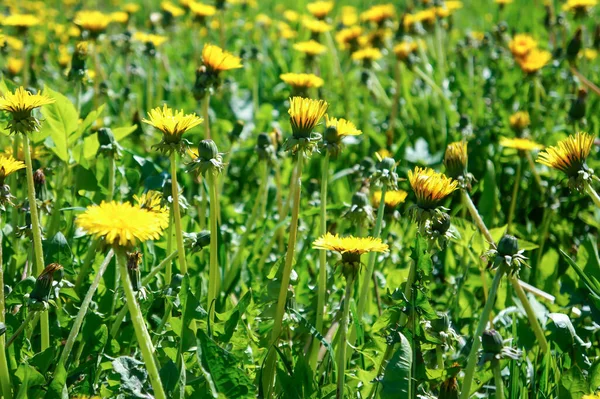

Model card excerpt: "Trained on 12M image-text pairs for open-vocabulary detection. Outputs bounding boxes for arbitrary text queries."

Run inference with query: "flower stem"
[310,153,330,370]
[107,154,116,201]
[0,213,13,399]
[74,238,101,293]
[6,311,36,348]
[357,184,387,319]
[116,249,167,399]
[584,181,600,208]
[203,95,211,140]
[462,190,495,245]
[170,152,187,274]
[492,360,505,399]
[508,274,548,353]
[23,134,49,351]
[459,265,506,399]
[336,272,355,399]
[58,250,114,368]
[206,172,220,325]
[165,208,174,285]
[263,152,304,396]
[507,157,522,234]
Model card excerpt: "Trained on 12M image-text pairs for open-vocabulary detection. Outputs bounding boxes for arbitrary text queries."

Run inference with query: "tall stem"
[206,173,220,325]
[107,154,116,201]
[459,265,506,399]
[508,274,548,353]
[507,157,522,234]
[6,311,36,348]
[357,184,387,319]
[23,135,49,351]
[74,239,101,293]
[462,190,495,245]
[0,213,13,399]
[165,208,174,285]
[310,153,330,369]
[58,250,114,368]
[336,273,355,399]
[492,360,505,399]
[170,152,187,274]
[584,181,600,208]
[116,249,166,399]
[203,95,211,140]
[263,152,304,396]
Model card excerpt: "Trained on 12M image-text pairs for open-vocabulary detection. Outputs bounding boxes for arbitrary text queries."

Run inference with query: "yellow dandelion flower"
[313,232,389,257]
[351,47,383,61]
[133,32,168,47]
[302,18,332,33]
[444,141,468,179]
[74,11,112,35]
[414,8,437,24]
[500,137,543,151]
[2,14,40,29]
[4,143,47,161]
[288,97,328,138]
[279,25,297,39]
[202,44,243,72]
[142,104,203,143]
[408,166,458,209]
[495,0,513,4]
[190,2,217,18]
[280,73,324,89]
[373,190,408,208]
[393,41,418,60]
[133,190,167,213]
[325,115,362,137]
[76,201,169,247]
[0,86,55,116]
[6,57,24,76]
[336,26,363,49]
[509,111,530,130]
[3,36,23,50]
[341,6,358,26]
[161,1,185,17]
[582,393,600,399]
[509,34,537,58]
[517,49,551,74]
[284,10,300,22]
[293,40,327,56]
[124,3,141,14]
[110,11,129,24]
[0,155,25,183]
[376,148,392,159]
[562,0,596,12]
[582,49,598,60]
[537,132,594,178]
[361,4,395,24]
[445,1,463,10]
[307,1,334,19]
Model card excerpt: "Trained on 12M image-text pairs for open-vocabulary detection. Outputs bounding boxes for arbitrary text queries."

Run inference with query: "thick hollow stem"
[165,208,174,285]
[336,273,355,399]
[584,181,600,208]
[74,238,101,293]
[459,265,506,399]
[263,153,304,396]
[507,158,522,234]
[6,311,36,347]
[203,95,211,140]
[492,360,505,399]
[116,249,167,399]
[310,153,330,370]
[107,154,116,201]
[59,250,114,368]
[170,152,187,274]
[0,213,13,399]
[508,275,548,353]
[207,173,220,325]
[462,190,495,245]
[23,135,49,351]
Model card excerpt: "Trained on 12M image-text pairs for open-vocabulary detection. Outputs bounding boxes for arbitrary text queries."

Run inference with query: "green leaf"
[380,332,412,398]
[45,363,68,399]
[196,329,256,398]
[479,160,499,227]
[111,356,150,398]
[559,367,588,399]
[220,290,252,343]
[40,86,79,161]
[70,104,105,145]
[113,125,138,141]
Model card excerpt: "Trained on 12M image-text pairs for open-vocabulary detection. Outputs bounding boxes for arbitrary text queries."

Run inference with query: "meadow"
[0,0,599,398]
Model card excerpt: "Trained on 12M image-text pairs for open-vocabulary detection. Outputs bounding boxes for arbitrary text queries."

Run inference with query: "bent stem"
[23,135,49,351]
[263,152,304,397]
[58,250,114,369]
[170,152,187,274]
[508,274,548,353]
[584,181,600,208]
[0,213,13,399]
[459,265,506,399]
[506,157,522,234]
[116,249,167,399]
[310,153,330,370]
[206,172,220,325]
[336,273,355,399]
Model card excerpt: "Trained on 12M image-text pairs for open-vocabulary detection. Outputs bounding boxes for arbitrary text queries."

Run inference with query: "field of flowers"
[0,0,599,398]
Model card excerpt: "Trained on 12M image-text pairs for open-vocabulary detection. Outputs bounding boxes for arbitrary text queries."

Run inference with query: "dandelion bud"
[431,312,450,333]
[568,88,587,121]
[352,191,370,208]
[566,27,583,62]
[256,133,276,163]
[33,168,46,200]
[482,329,504,355]
[497,234,519,257]
[67,41,88,81]
[127,251,143,292]
[229,120,244,143]
[198,139,219,160]
[444,141,468,180]
[439,377,459,399]
[184,230,211,253]
[29,263,63,308]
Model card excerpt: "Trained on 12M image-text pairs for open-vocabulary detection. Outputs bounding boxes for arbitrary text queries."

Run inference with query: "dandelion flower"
[6,57,24,76]
[336,26,363,49]
[143,104,203,151]
[537,132,594,179]
[500,137,543,151]
[76,201,169,247]
[562,0,596,13]
[0,155,25,183]
[313,232,388,265]
[133,32,168,47]
[414,9,437,25]
[202,44,243,72]
[408,167,458,210]
[509,34,537,58]
[288,97,328,139]
[307,1,334,19]
[361,4,395,24]
[582,49,598,60]
[351,47,383,61]
[444,141,468,179]
[509,111,530,130]
[280,73,324,90]
[393,41,418,60]
[325,115,361,137]
[133,190,168,213]
[190,1,217,19]
[2,14,40,29]
[373,190,408,208]
[341,6,358,26]
[293,40,327,56]
[0,87,55,134]
[303,18,332,34]
[161,1,185,17]
[74,11,113,36]
[110,11,129,24]
[517,49,551,74]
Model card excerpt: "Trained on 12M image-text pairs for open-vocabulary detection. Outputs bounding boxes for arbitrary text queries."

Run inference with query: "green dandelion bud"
[343,191,375,227]
[371,157,399,189]
[497,234,519,257]
[184,230,211,253]
[29,263,63,309]
[127,251,143,293]
[439,377,459,399]
[256,133,276,163]
[482,329,504,355]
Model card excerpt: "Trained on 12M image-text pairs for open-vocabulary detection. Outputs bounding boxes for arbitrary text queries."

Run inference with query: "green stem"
[462,190,495,245]
[116,249,167,399]
[336,273,355,399]
[507,157,522,234]
[357,184,387,319]
[23,135,49,351]
[492,360,505,399]
[58,250,114,368]
[459,265,507,399]
[170,152,187,274]
[526,152,544,195]
[508,275,548,353]
[74,238,101,293]
[107,154,116,201]
[584,181,600,208]
[436,346,444,370]
[165,208,174,285]
[6,311,36,347]
[199,178,207,229]
[203,95,211,140]
[263,152,304,396]
[207,172,220,325]
[310,153,330,370]
[0,213,13,399]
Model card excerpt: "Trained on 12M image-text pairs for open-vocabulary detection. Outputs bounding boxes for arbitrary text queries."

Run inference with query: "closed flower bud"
[127,251,143,292]
[352,191,370,208]
[482,329,504,355]
[567,27,583,62]
[229,120,244,143]
[439,377,459,399]
[568,88,587,121]
[497,234,519,257]
[29,263,63,306]
[431,312,450,333]
[198,139,219,160]
[184,230,211,252]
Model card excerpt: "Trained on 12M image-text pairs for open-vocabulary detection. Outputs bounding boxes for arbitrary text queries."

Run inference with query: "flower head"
[537,132,595,189]
[293,40,327,56]
[280,73,324,91]
[509,34,537,58]
[303,19,332,34]
[361,4,395,25]
[133,32,168,48]
[0,155,25,184]
[143,104,203,153]
[351,47,383,62]
[373,190,408,209]
[517,49,551,74]
[394,41,418,61]
[336,26,363,50]
[288,97,328,139]
[562,0,596,13]
[74,11,112,36]
[313,232,388,274]
[2,14,40,29]
[485,234,528,276]
[408,167,458,220]
[322,115,361,157]
[509,111,530,131]
[500,137,543,151]
[307,1,334,19]
[76,201,169,248]
[188,139,225,176]
[134,190,168,213]
[444,141,469,180]
[202,44,243,73]
[190,2,217,19]
[0,87,55,134]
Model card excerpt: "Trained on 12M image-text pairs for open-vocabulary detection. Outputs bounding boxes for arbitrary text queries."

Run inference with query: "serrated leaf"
[380,332,412,398]
[40,86,79,162]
